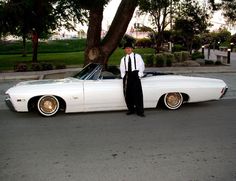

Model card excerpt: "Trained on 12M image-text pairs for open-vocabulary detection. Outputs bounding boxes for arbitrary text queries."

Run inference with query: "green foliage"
[14,63,28,72]
[155,54,166,67]
[138,0,181,52]
[215,60,223,65]
[230,33,236,44]
[175,0,210,35]
[55,64,66,69]
[173,52,182,62]
[166,57,172,66]
[14,61,62,72]
[182,51,190,61]
[155,53,173,67]
[191,51,204,60]
[216,28,232,43]
[135,38,152,48]
[163,53,174,65]
[41,62,53,70]
[143,54,154,67]
[2,0,57,39]
[173,51,189,62]
[172,44,186,52]
[78,0,109,9]
[31,62,41,71]
[173,0,211,52]
[192,35,202,50]
[222,0,236,24]
[1,0,88,40]
[205,60,214,65]
[201,28,231,48]
[0,39,86,55]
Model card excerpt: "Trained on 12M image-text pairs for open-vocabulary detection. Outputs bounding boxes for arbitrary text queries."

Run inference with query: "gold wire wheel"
[164,92,183,110]
[37,95,59,116]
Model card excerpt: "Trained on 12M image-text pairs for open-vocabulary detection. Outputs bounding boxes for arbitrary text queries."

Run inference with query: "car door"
[83,79,126,111]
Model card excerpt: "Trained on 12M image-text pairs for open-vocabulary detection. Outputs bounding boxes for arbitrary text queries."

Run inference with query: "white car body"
[5,63,228,116]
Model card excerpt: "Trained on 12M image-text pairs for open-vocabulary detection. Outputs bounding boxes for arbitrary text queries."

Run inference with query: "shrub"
[41,62,53,70]
[163,53,174,65]
[191,51,204,60]
[205,60,214,65]
[173,52,182,62]
[31,63,41,71]
[14,63,28,72]
[172,44,186,52]
[155,54,165,67]
[135,38,152,48]
[144,54,154,67]
[55,64,66,69]
[215,60,223,65]
[166,58,172,67]
[182,51,190,61]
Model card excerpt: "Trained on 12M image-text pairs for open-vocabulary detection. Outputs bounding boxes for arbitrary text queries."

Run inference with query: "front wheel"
[37,95,59,116]
[164,92,183,110]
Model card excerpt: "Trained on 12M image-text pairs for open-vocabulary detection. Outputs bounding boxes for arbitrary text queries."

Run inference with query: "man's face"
[124,47,133,55]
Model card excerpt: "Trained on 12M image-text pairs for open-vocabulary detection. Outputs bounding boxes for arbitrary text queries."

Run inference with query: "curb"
[0,66,235,81]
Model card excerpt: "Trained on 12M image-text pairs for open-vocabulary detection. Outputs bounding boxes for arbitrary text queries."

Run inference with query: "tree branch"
[101,0,138,56]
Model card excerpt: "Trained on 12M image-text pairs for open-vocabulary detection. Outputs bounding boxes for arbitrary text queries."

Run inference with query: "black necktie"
[128,56,131,72]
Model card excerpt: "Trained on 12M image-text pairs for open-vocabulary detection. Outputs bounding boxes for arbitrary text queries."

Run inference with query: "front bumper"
[5,97,16,112]
[220,87,228,98]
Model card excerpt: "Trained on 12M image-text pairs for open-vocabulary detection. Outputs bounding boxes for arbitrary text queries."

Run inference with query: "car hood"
[15,77,76,86]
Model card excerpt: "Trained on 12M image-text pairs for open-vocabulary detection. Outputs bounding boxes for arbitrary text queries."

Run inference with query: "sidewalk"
[0,65,236,81]
[0,67,82,80]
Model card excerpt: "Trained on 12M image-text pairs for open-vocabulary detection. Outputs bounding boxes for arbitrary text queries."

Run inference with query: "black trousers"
[123,71,144,114]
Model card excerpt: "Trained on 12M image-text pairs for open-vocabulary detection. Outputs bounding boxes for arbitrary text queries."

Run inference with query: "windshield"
[73,64,100,80]
[72,63,123,80]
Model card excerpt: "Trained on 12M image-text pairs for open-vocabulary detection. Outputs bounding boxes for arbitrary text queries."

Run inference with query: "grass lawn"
[0,47,154,71]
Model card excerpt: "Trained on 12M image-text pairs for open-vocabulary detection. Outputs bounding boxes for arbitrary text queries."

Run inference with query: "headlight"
[5,93,10,99]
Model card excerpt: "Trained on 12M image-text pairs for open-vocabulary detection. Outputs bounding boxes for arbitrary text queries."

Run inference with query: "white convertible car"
[5,63,228,117]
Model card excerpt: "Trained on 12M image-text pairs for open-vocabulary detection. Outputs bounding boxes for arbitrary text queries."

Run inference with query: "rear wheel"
[164,92,183,110]
[37,95,59,116]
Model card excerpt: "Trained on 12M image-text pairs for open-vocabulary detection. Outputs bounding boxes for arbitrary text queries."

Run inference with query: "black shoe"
[126,111,134,115]
[137,113,145,117]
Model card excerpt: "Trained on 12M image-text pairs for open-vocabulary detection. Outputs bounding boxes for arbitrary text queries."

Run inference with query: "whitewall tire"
[37,95,59,116]
[164,92,183,110]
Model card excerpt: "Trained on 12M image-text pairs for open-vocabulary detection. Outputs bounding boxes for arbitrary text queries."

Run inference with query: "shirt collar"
[126,52,134,58]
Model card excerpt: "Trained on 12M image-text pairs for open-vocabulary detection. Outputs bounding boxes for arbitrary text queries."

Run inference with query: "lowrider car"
[5,63,228,116]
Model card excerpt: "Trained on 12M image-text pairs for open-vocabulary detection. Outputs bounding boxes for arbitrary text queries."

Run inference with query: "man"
[120,42,145,117]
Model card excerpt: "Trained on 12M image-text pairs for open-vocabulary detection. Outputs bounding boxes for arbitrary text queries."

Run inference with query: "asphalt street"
[0,99,236,181]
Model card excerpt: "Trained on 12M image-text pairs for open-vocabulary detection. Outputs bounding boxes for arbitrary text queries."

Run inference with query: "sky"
[102,0,149,32]
[102,0,230,32]
[103,0,121,29]
[103,0,236,33]
[60,0,235,38]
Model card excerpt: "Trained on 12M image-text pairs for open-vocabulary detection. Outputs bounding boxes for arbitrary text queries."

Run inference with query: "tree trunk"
[84,0,138,68]
[155,32,164,53]
[32,30,38,62]
[22,34,27,57]
[84,5,104,65]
